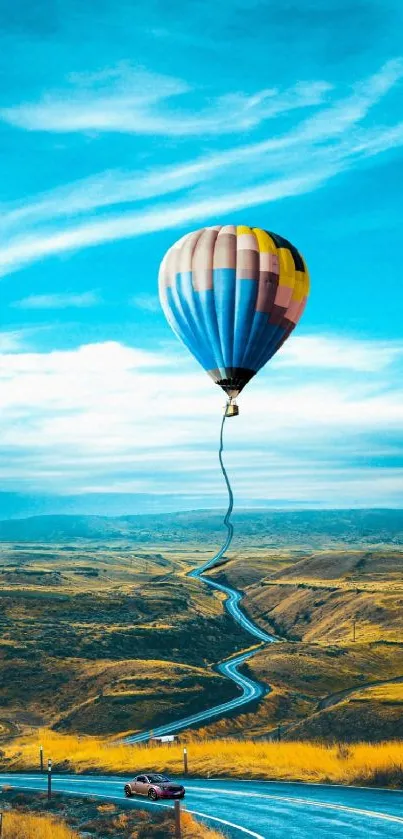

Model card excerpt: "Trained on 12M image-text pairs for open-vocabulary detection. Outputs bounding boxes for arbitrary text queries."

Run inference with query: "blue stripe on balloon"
[213,267,236,368]
[232,279,258,368]
[241,311,270,371]
[176,271,213,368]
[197,288,226,374]
[253,323,287,370]
[165,287,214,370]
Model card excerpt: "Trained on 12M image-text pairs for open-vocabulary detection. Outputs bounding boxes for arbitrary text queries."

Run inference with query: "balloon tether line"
[218,413,234,561]
[193,412,234,576]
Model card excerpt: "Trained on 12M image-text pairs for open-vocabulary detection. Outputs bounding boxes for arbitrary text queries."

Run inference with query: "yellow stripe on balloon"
[252,228,277,253]
[277,247,295,289]
[236,225,252,236]
[300,257,310,295]
[291,272,306,302]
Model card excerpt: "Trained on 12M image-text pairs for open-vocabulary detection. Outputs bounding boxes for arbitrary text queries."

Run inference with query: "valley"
[0,509,402,745]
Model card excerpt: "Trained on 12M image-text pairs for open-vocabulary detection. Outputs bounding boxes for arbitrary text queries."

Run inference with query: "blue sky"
[0,0,402,514]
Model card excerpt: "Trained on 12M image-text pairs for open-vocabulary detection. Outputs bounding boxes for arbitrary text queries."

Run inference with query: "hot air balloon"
[159,225,309,417]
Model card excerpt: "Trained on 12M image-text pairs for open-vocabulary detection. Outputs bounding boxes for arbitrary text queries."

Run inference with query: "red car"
[124,774,185,801]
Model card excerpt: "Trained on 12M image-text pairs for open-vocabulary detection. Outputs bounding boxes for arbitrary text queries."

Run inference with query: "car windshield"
[147,774,169,783]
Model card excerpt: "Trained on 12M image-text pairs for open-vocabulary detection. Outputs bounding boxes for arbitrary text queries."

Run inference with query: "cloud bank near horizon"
[0,332,402,509]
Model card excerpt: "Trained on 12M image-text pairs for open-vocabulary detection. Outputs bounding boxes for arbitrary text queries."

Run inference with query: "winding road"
[125,553,275,743]
[2,773,402,838]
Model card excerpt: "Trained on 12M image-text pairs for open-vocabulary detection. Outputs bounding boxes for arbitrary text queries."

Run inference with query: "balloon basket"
[224,400,239,418]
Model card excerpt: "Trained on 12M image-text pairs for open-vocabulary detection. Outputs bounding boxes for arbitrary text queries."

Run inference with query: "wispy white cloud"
[0,62,331,136]
[0,60,402,279]
[0,170,332,277]
[12,291,101,309]
[0,335,402,506]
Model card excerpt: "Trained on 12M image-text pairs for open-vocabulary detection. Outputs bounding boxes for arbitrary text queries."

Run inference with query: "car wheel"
[148,789,158,801]
[124,785,133,798]
[180,793,185,798]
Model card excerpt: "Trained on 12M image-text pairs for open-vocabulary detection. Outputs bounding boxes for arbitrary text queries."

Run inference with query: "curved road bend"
[1,774,402,839]
[125,561,275,744]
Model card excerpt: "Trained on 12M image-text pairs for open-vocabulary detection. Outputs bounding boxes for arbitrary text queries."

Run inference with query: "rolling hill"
[0,508,402,545]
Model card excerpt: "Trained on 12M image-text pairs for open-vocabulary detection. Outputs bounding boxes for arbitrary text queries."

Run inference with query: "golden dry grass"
[0,795,224,839]
[3,729,403,787]
[353,683,403,702]
[181,811,225,838]
[2,811,79,839]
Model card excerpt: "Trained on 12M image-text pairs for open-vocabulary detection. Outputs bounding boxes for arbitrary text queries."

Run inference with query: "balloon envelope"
[159,225,309,397]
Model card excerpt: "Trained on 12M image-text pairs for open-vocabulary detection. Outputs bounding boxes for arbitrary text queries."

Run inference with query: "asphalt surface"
[1,773,402,838]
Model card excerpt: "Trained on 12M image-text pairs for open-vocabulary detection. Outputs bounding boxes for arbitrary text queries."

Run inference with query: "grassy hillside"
[212,548,403,643]
[0,543,250,736]
[191,642,403,741]
[206,548,403,740]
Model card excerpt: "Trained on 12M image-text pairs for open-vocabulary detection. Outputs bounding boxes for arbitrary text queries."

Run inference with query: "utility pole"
[183,747,188,776]
[47,759,52,801]
[174,800,182,838]
[40,745,44,774]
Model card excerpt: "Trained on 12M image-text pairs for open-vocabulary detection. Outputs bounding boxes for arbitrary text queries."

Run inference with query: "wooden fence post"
[47,759,52,801]
[174,800,181,838]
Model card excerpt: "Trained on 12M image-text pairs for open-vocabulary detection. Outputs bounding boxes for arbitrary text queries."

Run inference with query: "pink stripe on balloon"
[177,230,204,274]
[274,285,293,308]
[218,225,236,236]
[237,233,258,251]
[256,272,278,313]
[259,252,279,272]
[285,296,307,324]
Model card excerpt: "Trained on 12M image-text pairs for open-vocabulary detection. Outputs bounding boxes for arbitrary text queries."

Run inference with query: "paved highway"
[125,559,275,743]
[1,773,402,838]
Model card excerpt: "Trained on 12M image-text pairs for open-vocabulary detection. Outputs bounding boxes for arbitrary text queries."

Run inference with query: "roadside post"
[40,744,44,773]
[353,620,356,642]
[174,799,182,838]
[183,747,188,776]
[0,812,3,837]
[47,758,52,801]
[277,725,282,741]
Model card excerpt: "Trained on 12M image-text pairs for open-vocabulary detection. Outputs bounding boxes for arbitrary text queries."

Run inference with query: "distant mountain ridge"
[0,509,401,546]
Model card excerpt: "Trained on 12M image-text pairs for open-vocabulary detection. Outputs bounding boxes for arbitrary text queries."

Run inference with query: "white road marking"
[186,786,403,825]
[1,781,265,838]
[193,778,403,793]
[185,807,265,838]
